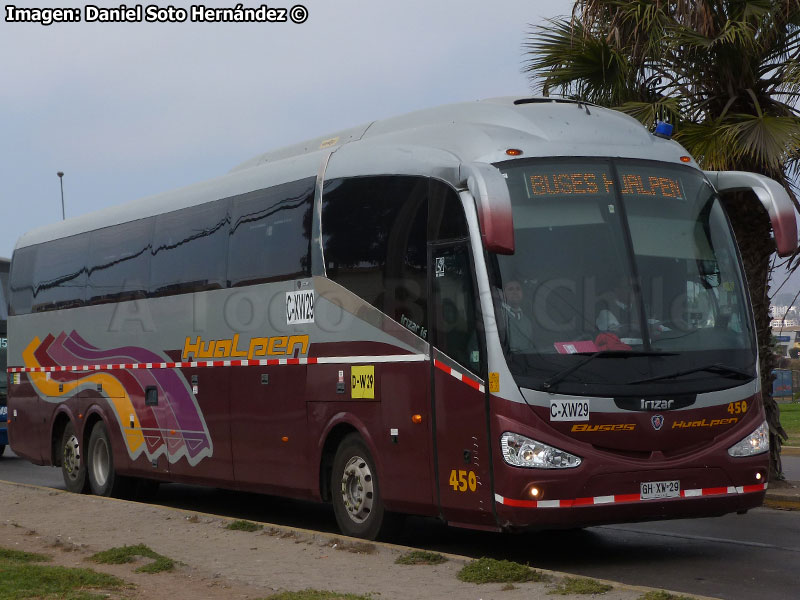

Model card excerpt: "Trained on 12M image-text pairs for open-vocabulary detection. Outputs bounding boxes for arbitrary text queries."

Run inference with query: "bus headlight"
[727,421,769,457]
[500,432,582,469]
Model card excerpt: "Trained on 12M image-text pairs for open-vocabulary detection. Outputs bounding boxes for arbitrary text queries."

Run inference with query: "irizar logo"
[651,414,665,431]
[641,398,675,410]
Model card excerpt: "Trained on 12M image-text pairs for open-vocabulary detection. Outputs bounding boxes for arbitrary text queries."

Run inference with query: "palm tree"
[524,0,800,478]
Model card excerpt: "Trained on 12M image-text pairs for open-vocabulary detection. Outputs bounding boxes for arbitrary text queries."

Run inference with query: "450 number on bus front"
[449,469,477,492]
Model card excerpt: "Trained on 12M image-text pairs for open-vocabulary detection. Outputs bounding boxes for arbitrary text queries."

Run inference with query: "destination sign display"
[525,169,685,200]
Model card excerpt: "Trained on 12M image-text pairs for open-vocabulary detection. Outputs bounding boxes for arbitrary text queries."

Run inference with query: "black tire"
[87,421,132,497]
[331,434,387,540]
[60,421,88,493]
[0,444,5,457]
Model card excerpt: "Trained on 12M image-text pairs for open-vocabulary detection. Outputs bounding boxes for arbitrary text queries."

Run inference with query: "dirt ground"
[0,481,701,600]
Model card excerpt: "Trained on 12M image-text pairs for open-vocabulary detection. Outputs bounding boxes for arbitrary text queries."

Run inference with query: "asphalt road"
[2,449,799,600]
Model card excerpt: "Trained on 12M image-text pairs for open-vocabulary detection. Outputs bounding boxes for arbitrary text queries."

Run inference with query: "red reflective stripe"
[500,496,538,508]
[498,483,764,510]
[741,484,766,493]
[433,359,451,375]
[614,493,641,503]
[572,497,594,506]
[462,376,482,391]
[9,354,413,373]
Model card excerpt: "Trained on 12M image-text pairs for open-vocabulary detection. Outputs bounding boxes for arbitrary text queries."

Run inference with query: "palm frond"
[721,113,800,171]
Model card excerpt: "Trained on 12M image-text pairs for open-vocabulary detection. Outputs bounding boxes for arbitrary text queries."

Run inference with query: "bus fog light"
[727,421,769,457]
[528,486,541,498]
[500,432,582,469]
[755,472,762,481]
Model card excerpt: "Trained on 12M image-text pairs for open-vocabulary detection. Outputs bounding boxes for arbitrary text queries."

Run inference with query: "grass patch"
[395,550,447,565]
[262,590,373,600]
[457,557,548,584]
[549,576,613,595]
[227,519,263,532]
[638,592,696,600]
[89,543,176,573]
[0,545,126,600]
[779,402,800,446]
[0,547,50,563]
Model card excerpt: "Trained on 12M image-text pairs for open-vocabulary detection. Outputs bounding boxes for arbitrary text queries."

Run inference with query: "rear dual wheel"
[87,421,132,497]
[61,421,88,493]
[61,419,134,498]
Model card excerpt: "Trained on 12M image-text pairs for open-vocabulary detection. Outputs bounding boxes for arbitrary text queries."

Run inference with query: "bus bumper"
[494,484,766,531]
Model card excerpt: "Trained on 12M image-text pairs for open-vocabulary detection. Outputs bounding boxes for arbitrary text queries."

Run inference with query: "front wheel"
[61,421,88,493]
[331,434,387,540]
[87,421,131,497]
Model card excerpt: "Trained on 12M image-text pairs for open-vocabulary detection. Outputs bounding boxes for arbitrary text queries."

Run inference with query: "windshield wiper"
[627,363,754,385]
[542,350,676,391]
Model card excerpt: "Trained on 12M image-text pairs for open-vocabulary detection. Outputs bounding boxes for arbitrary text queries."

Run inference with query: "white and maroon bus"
[6,98,797,538]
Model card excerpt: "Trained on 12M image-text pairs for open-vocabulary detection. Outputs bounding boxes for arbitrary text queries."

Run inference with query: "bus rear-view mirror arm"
[704,170,799,257]
[460,162,515,255]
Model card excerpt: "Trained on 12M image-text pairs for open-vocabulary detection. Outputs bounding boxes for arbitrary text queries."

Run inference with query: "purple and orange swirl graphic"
[23,331,212,466]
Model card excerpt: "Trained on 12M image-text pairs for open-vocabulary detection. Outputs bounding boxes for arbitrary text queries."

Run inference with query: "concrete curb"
[781,445,800,456]
[0,479,720,600]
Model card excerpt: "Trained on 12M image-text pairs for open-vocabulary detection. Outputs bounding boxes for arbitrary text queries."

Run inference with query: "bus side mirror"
[460,162,515,255]
[704,171,798,257]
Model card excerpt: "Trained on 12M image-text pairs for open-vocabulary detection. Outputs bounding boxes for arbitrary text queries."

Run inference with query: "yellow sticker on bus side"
[351,365,375,399]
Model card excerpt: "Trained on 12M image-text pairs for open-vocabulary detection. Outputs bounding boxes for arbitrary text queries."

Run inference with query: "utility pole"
[57,171,65,220]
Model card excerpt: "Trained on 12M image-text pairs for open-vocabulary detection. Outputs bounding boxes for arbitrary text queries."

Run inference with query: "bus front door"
[429,242,496,528]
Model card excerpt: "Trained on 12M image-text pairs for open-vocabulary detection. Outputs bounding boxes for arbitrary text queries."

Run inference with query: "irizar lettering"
[641,399,675,410]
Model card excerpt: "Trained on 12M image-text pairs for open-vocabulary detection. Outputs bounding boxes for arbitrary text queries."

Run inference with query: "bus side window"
[150,200,230,297]
[429,179,468,241]
[87,218,153,304]
[30,235,89,313]
[431,244,482,373]
[322,176,428,337]
[228,177,314,287]
[8,245,37,316]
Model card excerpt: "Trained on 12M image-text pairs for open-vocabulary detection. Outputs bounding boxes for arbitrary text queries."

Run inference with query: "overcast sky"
[0,0,574,259]
[2,0,796,299]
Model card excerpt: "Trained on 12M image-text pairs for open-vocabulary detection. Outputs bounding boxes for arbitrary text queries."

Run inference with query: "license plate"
[640,480,680,500]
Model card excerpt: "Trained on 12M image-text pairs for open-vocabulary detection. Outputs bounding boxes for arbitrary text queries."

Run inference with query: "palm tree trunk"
[721,191,786,479]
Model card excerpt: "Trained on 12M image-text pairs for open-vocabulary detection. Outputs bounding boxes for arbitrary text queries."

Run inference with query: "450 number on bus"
[449,470,477,493]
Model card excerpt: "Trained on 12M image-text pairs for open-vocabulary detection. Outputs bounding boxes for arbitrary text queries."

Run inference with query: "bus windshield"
[492,158,756,395]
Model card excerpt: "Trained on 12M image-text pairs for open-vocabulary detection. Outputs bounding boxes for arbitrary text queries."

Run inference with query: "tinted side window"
[150,200,229,296]
[322,176,428,337]
[431,243,482,372]
[29,235,89,312]
[228,177,314,286]
[9,245,37,316]
[429,179,468,241]
[87,218,153,304]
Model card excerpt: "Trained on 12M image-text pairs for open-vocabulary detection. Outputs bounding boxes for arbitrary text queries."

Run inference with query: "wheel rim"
[63,434,81,481]
[339,455,374,524]
[90,436,110,488]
